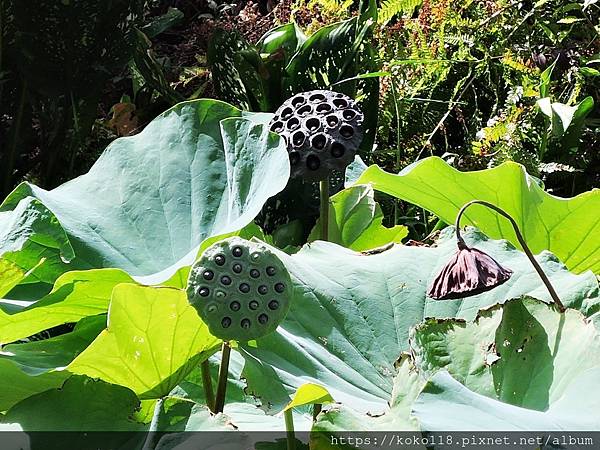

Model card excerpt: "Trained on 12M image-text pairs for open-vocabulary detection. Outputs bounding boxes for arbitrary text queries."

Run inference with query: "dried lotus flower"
[427,200,565,313]
[427,239,512,300]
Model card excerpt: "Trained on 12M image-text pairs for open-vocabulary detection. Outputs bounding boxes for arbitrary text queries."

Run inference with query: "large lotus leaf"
[0,260,27,298]
[2,376,144,433]
[411,298,600,430]
[0,315,105,412]
[0,269,133,344]
[414,369,600,432]
[355,157,600,274]
[312,355,423,435]
[0,100,290,284]
[308,185,408,251]
[68,284,221,398]
[239,228,599,414]
[0,197,74,286]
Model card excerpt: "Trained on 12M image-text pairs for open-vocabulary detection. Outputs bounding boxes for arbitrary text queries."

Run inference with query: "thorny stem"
[214,341,231,414]
[201,359,215,412]
[141,397,164,450]
[455,200,565,312]
[320,179,330,241]
[284,408,296,450]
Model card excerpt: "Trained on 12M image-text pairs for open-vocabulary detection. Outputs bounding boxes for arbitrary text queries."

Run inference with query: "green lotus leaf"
[2,376,144,433]
[308,184,408,251]
[0,197,74,287]
[411,298,600,430]
[68,284,221,398]
[0,315,105,412]
[0,269,133,344]
[0,259,27,299]
[1,100,289,285]
[239,228,599,414]
[355,157,600,274]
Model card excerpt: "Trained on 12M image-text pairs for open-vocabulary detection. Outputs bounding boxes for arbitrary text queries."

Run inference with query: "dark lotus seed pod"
[269,90,364,181]
[187,237,292,342]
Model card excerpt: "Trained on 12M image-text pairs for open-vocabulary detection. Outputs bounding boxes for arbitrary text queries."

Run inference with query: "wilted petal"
[427,245,512,300]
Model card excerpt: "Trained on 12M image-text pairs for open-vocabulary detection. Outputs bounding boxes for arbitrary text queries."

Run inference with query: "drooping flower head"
[426,200,565,312]
[427,239,512,300]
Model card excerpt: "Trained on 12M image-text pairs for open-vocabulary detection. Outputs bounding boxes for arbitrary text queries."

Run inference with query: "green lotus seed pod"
[187,237,292,341]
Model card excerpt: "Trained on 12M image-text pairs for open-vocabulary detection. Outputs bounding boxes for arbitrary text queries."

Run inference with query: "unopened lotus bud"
[187,237,292,341]
[270,90,364,181]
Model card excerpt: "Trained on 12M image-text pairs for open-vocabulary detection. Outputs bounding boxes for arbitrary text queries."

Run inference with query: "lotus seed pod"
[270,90,364,181]
[187,237,292,342]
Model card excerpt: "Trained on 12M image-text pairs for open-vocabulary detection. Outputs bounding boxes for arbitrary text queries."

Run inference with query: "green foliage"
[0,100,290,284]
[240,228,599,413]
[308,184,408,250]
[208,7,379,154]
[356,157,600,274]
[0,0,146,195]
[411,298,600,431]
[372,0,599,195]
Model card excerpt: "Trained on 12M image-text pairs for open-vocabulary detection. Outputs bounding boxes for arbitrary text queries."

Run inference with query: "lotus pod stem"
[455,200,565,312]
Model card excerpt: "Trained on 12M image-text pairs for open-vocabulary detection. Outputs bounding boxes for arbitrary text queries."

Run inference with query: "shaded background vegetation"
[1,0,598,233]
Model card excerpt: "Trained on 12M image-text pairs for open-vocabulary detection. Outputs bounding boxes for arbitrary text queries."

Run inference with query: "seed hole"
[230,301,241,311]
[326,115,339,128]
[340,125,354,138]
[311,134,327,150]
[232,263,243,274]
[266,266,276,276]
[305,117,320,132]
[306,154,321,171]
[316,103,332,113]
[258,285,268,295]
[291,96,305,107]
[221,317,232,328]
[258,314,269,324]
[203,270,214,281]
[342,109,357,120]
[287,117,300,131]
[281,107,294,119]
[270,121,284,133]
[292,131,305,147]
[298,104,312,117]
[215,290,226,299]
[221,275,232,286]
[249,300,259,310]
[333,98,348,109]
[198,287,210,297]
[239,283,250,293]
[232,246,243,257]
[250,269,260,278]
[331,142,345,158]
[215,255,226,266]
[274,283,285,293]
[309,93,326,103]
[241,318,251,329]
[268,300,280,310]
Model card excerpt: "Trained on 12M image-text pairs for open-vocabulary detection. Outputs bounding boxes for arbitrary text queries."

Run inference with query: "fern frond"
[378,0,422,25]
